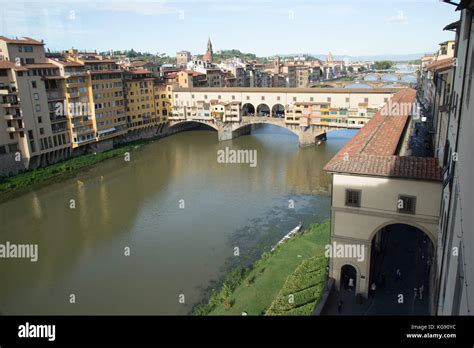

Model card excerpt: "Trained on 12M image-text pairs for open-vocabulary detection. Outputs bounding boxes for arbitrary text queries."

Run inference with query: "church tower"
[203,37,213,62]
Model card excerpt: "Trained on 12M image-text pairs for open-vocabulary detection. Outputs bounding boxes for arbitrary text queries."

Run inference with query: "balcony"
[50,116,67,123]
[0,85,18,95]
[65,71,86,77]
[52,126,68,134]
[4,113,22,120]
[47,90,64,100]
[6,125,24,133]
[73,128,95,136]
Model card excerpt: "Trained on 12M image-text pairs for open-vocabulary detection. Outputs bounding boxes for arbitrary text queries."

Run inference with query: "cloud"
[90,0,178,16]
[0,0,178,17]
[387,10,407,23]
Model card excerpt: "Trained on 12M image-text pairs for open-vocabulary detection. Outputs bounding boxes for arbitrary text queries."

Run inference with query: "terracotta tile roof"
[427,57,455,72]
[50,59,84,67]
[128,68,151,74]
[23,63,58,69]
[42,75,65,80]
[324,89,441,181]
[0,61,27,71]
[326,154,441,181]
[0,36,44,45]
[182,70,205,77]
[90,69,123,74]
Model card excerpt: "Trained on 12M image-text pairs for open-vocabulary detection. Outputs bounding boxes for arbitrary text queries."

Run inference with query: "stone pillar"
[218,127,233,141]
[298,127,327,147]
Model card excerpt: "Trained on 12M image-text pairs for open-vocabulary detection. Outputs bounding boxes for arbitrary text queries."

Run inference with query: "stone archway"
[256,103,270,117]
[340,264,357,292]
[271,104,285,118]
[242,103,255,116]
[366,223,434,315]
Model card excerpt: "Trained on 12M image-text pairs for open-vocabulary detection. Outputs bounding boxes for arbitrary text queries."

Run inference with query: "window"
[327,97,331,102]
[35,104,41,112]
[32,81,37,88]
[34,93,39,100]
[346,97,350,103]
[39,128,44,135]
[364,98,369,103]
[398,195,416,214]
[345,189,361,207]
[38,116,42,123]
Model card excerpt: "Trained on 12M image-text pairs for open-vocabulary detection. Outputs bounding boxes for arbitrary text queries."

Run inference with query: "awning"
[443,20,461,31]
[97,127,116,135]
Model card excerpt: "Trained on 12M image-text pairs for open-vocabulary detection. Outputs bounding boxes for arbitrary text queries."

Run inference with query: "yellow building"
[153,79,172,124]
[123,69,156,131]
[50,59,96,148]
[81,58,127,141]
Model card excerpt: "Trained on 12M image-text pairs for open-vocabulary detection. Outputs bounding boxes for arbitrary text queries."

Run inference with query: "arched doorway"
[271,104,285,118]
[242,103,255,116]
[256,103,270,117]
[340,264,357,291]
[368,223,434,315]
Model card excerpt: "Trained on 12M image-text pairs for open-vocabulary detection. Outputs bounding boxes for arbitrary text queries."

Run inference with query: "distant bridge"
[170,87,402,146]
[170,116,339,146]
[360,71,418,82]
[316,80,415,89]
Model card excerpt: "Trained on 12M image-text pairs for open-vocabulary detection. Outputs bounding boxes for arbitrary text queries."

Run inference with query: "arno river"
[0,125,356,314]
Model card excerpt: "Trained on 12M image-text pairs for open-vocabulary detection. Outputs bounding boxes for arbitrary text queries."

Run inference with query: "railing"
[47,90,64,100]
[52,127,68,133]
[50,116,67,123]
[65,71,86,77]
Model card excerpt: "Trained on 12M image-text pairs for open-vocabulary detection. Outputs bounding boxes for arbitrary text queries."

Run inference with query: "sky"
[0,0,459,58]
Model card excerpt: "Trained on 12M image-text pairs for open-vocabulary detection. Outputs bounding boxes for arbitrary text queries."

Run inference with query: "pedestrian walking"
[370,282,377,297]
[337,300,343,314]
[414,287,418,299]
[348,277,355,291]
[419,284,424,300]
[396,268,402,281]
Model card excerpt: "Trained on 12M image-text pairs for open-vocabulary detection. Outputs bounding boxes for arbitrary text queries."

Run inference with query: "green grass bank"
[0,138,153,202]
[192,220,330,316]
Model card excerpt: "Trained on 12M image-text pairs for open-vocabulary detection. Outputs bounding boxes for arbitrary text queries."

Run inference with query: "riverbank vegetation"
[266,255,327,315]
[0,139,152,200]
[192,220,330,316]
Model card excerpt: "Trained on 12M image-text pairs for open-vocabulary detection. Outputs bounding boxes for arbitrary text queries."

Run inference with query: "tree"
[374,61,394,70]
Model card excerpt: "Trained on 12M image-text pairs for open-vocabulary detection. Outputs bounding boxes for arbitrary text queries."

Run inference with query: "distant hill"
[275,53,428,62]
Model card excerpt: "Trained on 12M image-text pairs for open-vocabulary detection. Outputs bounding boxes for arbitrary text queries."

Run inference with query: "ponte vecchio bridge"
[170,87,402,146]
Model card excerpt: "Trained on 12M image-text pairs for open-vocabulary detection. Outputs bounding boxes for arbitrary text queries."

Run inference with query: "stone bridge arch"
[168,120,220,134]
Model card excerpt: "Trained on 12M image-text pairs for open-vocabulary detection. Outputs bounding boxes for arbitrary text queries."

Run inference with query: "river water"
[0,125,356,314]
